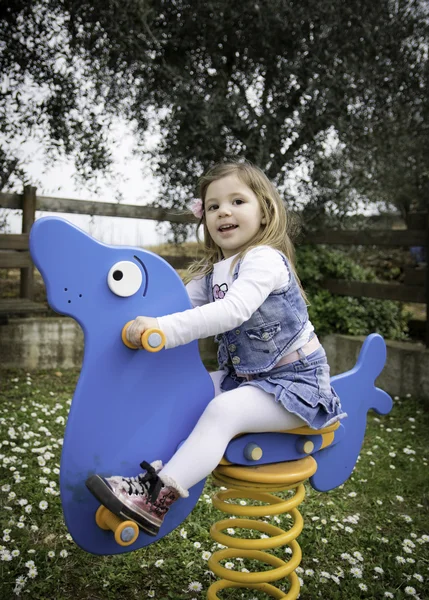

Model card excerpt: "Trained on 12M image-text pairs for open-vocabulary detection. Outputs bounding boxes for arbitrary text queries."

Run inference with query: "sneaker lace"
[121,461,163,502]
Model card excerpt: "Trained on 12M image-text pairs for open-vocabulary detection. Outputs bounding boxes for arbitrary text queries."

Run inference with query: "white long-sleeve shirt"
[157,246,314,351]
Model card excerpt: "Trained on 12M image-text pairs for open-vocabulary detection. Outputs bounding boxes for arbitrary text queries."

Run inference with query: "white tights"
[158,371,305,492]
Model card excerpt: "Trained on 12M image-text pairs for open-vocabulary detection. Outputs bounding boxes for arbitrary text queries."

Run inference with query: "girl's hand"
[126,316,160,348]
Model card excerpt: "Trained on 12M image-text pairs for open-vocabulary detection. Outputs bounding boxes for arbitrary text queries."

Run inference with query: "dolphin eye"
[107,261,142,297]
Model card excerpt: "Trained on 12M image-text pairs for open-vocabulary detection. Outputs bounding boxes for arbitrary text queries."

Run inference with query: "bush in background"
[296,246,410,340]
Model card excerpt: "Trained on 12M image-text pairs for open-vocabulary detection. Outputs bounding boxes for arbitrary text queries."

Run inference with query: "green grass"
[1,369,428,599]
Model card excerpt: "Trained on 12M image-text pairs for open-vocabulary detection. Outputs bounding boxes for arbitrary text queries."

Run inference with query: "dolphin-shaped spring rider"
[29,217,393,556]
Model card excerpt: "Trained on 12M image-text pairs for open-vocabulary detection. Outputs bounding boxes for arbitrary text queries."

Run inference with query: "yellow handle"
[122,321,166,352]
[141,328,166,352]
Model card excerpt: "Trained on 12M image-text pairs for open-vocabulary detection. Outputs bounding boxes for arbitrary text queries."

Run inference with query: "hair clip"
[189,198,204,219]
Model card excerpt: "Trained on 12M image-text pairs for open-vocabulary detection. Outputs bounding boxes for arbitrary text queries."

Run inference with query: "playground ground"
[0,369,428,599]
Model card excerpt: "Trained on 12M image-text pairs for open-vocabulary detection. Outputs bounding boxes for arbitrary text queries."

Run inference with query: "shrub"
[296,246,410,340]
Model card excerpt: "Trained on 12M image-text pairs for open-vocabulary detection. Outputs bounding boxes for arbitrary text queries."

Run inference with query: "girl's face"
[204,174,265,259]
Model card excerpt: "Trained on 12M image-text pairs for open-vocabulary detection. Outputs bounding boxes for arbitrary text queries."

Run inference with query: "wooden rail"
[1,188,427,344]
[0,191,197,224]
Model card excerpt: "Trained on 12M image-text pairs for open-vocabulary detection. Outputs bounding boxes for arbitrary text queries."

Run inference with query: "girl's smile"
[218,223,238,234]
[205,174,266,258]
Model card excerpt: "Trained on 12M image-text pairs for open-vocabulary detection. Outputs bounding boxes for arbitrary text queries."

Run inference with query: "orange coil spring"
[207,479,307,599]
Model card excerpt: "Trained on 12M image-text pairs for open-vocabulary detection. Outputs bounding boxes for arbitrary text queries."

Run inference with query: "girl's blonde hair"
[184,160,307,302]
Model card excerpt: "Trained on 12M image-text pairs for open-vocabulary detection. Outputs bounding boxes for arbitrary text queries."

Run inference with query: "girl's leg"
[159,382,305,491]
[208,369,225,397]
[85,374,305,536]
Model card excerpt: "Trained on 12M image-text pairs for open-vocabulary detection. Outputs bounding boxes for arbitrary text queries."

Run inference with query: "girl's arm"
[185,274,209,308]
[157,247,287,349]
[125,273,209,348]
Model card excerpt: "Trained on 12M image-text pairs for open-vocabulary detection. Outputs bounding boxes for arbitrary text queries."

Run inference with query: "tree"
[1,0,428,236]
[0,0,124,190]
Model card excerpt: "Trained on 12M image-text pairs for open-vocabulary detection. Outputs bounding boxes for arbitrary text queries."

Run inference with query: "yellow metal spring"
[207,457,318,599]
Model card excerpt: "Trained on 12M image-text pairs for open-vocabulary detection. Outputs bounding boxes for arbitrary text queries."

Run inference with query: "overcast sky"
[4,120,174,248]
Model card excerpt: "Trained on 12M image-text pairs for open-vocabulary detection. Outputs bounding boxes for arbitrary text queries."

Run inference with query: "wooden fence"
[1,186,428,344]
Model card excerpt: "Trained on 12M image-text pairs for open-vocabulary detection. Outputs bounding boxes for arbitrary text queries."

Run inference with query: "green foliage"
[296,246,410,340]
[1,0,428,230]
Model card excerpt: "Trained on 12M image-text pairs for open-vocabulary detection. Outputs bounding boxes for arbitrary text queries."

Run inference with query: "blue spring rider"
[29,216,393,598]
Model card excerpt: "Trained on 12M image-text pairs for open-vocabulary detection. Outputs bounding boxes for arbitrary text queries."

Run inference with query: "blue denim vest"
[208,252,309,375]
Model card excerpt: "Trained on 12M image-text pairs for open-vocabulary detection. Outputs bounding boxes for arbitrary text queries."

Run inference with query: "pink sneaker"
[86,461,181,536]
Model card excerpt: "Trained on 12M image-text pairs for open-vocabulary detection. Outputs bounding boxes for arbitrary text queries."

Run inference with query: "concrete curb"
[322,334,429,400]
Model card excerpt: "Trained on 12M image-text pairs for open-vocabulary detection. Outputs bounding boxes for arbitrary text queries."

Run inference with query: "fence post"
[20,185,37,300]
[426,213,429,348]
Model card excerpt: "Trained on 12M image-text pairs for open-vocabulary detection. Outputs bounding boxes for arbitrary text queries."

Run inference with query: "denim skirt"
[220,345,347,430]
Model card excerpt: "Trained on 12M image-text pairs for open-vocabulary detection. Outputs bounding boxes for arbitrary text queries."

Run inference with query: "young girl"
[86,161,346,536]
